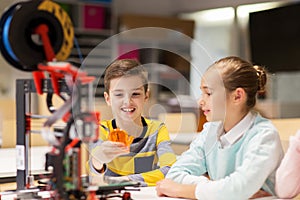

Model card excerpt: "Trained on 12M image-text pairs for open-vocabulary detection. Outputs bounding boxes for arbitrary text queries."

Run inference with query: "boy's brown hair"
[104,59,148,93]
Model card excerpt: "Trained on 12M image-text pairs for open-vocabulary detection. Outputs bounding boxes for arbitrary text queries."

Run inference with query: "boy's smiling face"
[104,75,149,125]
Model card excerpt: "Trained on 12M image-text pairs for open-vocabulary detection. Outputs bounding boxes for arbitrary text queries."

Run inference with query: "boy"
[88,59,176,186]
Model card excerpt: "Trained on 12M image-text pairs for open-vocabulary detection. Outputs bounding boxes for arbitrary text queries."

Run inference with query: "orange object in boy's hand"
[108,129,134,147]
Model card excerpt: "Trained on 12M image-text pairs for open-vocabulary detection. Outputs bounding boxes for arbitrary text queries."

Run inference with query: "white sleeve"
[166,128,209,184]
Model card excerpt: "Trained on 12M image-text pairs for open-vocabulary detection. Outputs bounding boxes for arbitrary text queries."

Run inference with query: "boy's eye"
[114,93,123,97]
[132,92,141,97]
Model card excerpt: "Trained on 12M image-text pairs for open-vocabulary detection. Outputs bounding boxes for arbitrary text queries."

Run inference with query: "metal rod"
[28,114,49,119]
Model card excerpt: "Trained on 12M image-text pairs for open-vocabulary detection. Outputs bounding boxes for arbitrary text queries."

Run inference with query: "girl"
[156,56,284,199]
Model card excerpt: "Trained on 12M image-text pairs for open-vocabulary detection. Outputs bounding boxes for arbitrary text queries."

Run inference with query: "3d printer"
[0,0,139,199]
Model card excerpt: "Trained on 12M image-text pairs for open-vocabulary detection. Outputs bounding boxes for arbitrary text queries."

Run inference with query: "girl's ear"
[104,92,111,106]
[233,88,246,103]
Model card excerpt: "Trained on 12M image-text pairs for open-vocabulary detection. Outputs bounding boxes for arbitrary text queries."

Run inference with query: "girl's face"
[104,75,149,125]
[199,68,227,122]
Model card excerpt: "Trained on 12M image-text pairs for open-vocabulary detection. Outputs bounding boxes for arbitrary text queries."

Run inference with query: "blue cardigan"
[166,112,284,200]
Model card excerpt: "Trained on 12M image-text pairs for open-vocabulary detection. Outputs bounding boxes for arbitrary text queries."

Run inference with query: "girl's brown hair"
[212,56,267,109]
[104,59,148,93]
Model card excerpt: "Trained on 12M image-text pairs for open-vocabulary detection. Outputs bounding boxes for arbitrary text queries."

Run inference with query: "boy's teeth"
[123,108,134,112]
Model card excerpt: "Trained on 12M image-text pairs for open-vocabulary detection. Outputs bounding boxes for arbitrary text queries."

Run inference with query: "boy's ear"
[145,89,150,101]
[104,92,111,106]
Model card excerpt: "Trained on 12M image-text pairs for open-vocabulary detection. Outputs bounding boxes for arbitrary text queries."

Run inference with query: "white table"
[124,187,279,200]
[126,186,190,200]
[0,146,50,178]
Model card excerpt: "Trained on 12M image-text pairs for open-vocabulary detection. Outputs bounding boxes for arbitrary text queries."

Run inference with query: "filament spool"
[0,0,74,71]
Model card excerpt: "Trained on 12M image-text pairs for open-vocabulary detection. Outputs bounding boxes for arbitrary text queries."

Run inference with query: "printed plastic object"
[108,129,134,147]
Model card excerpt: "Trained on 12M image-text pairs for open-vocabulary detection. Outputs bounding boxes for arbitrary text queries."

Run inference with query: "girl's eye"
[203,92,211,97]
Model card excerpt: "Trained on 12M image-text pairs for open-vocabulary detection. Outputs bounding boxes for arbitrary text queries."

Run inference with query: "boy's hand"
[92,141,129,164]
[104,176,130,184]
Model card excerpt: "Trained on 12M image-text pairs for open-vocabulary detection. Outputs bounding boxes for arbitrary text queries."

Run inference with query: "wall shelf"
[55,0,116,97]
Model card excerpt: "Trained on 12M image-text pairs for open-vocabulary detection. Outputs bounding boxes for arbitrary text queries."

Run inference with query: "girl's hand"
[249,189,272,199]
[156,179,197,199]
[156,179,183,198]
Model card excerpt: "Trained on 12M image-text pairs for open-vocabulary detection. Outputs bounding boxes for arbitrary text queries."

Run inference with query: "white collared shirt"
[219,111,256,148]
